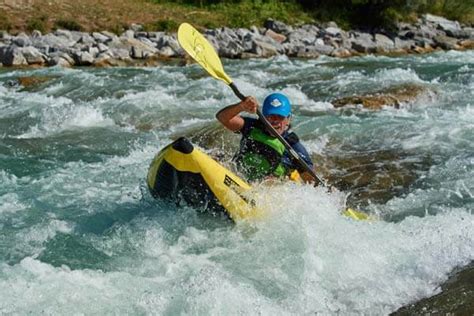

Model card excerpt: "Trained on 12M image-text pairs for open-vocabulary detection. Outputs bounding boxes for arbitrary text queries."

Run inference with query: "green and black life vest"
[235,126,298,181]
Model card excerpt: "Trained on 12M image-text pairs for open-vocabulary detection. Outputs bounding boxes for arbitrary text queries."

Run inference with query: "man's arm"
[216,96,258,132]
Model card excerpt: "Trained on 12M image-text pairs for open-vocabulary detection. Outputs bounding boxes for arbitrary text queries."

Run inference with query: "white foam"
[117,88,177,111]
[282,86,334,111]
[248,184,474,314]
[303,134,330,155]
[17,105,115,138]
[0,170,18,187]
[0,193,27,214]
[168,118,213,133]
[373,68,423,85]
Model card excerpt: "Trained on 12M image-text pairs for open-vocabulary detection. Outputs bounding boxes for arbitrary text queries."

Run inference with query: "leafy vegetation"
[0,12,12,31]
[144,19,180,31]
[26,15,48,33]
[152,0,474,29]
[54,19,83,31]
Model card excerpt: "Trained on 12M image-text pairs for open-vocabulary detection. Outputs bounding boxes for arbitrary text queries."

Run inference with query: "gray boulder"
[324,26,343,37]
[21,46,46,64]
[300,24,320,34]
[240,32,258,51]
[156,46,174,57]
[54,29,83,43]
[418,24,443,39]
[31,30,42,38]
[138,37,156,47]
[92,32,112,43]
[220,41,244,58]
[433,35,460,50]
[135,32,149,38]
[0,46,28,66]
[32,33,76,53]
[330,47,352,58]
[155,35,181,57]
[251,39,279,57]
[350,32,376,53]
[423,14,462,37]
[96,43,109,53]
[374,34,394,52]
[413,36,435,48]
[464,27,474,39]
[157,46,176,57]
[109,47,132,60]
[132,43,157,59]
[86,46,100,58]
[48,52,74,67]
[283,42,304,56]
[263,19,293,35]
[73,51,94,65]
[13,33,32,47]
[296,46,320,58]
[394,38,416,50]
[313,43,334,55]
[130,23,143,32]
[121,30,135,39]
[264,29,286,44]
[79,34,96,45]
[0,31,11,40]
[235,28,251,40]
[147,32,165,42]
[109,37,158,58]
[101,31,118,39]
[449,27,473,39]
[287,29,317,45]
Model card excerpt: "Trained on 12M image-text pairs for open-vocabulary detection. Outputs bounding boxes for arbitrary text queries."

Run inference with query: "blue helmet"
[262,93,291,117]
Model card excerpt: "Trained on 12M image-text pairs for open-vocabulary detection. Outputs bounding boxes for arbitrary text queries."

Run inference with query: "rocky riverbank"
[0,13,473,68]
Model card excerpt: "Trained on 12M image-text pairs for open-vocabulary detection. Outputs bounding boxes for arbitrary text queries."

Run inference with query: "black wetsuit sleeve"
[281,133,314,170]
[238,117,258,135]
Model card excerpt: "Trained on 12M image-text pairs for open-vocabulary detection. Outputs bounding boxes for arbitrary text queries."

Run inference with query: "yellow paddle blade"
[342,208,370,221]
[177,23,233,85]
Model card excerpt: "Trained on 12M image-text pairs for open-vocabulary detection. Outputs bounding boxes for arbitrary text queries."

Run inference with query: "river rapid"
[1,51,473,314]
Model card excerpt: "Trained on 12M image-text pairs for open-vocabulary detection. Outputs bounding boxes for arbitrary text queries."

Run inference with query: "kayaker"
[216,92,315,183]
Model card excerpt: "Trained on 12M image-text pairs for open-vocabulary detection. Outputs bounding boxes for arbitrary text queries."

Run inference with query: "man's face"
[266,114,290,135]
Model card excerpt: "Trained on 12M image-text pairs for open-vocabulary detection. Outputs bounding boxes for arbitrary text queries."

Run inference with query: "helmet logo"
[270,98,282,107]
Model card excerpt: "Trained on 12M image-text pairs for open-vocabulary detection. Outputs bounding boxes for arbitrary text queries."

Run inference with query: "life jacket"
[235,125,299,181]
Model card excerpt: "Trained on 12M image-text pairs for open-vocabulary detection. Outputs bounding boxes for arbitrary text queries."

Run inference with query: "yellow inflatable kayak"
[147,137,369,222]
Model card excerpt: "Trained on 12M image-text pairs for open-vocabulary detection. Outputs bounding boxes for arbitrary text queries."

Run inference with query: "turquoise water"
[0,51,473,314]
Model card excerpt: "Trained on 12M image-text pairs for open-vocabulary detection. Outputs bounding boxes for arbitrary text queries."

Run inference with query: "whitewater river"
[1,51,473,314]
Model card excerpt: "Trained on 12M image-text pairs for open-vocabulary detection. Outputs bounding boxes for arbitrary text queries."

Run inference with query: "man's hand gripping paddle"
[177,23,368,221]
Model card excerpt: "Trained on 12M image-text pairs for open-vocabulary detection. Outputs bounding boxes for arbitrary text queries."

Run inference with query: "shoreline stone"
[0,14,472,68]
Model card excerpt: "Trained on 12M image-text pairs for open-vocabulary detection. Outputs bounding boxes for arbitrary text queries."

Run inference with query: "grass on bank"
[0,0,472,34]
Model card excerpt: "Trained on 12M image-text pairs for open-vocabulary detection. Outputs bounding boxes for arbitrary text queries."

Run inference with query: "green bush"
[55,18,83,31]
[144,19,179,31]
[27,15,48,33]
[110,23,128,35]
[0,12,12,31]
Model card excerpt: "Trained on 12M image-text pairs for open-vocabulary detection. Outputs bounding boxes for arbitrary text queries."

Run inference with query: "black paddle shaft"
[229,82,326,186]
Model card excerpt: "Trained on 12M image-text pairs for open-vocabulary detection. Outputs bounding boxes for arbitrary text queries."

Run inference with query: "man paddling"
[216,92,315,183]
